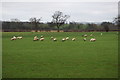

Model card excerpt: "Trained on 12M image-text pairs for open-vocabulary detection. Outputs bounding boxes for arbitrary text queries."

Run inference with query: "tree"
[113,16,120,27]
[10,18,22,30]
[52,11,70,32]
[29,17,42,32]
[86,23,98,31]
[101,22,110,32]
[113,16,120,31]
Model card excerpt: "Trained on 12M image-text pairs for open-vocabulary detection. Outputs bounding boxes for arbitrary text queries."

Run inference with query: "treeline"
[2,11,119,32]
[2,21,118,32]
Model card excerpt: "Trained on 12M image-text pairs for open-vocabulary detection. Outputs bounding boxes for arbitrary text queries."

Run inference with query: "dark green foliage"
[2,21,118,32]
[51,11,70,32]
[101,22,110,32]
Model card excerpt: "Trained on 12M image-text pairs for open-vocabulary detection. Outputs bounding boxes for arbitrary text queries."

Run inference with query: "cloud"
[2,2,118,22]
[1,0,119,2]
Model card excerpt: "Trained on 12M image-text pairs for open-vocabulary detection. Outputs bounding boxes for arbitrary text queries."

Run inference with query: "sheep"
[72,38,76,41]
[40,38,44,41]
[84,34,87,37]
[17,36,22,39]
[41,35,44,38]
[51,36,54,40]
[62,38,66,42]
[66,37,69,40]
[90,34,93,36]
[11,37,16,40]
[101,33,103,36]
[90,38,96,42]
[83,38,87,41]
[82,34,87,37]
[11,38,15,40]
[11,36,17,40]
[53,38,57,41]
[33,36,39,41]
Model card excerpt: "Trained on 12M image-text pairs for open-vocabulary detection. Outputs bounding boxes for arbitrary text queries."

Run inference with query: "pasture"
[2,32,118,78]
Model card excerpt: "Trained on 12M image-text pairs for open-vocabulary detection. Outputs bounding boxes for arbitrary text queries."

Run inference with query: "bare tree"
[101,22,111,32]
[52,11,70,32]
[29,17,42,32]
[114,16,120,26]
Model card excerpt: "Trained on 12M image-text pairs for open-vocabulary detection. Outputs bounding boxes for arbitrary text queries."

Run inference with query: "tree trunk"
[35,23,38,32]
[57,26,60,32]
[35,29,37,32]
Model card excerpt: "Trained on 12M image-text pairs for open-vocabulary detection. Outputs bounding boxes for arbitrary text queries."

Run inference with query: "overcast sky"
[2,2,118,22]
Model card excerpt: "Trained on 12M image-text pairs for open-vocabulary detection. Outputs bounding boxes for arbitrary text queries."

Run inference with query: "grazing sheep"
[41,35,44,38]
[51,36,54,40]
[90,38,96,42]
[66,37,69,40]
[17,36,22,39]
[11,38,15,40]
[90,34,93,36]
[82,34,87,37]
[33,36,39,41]
[84,34,87,37]
[83,38,87,41]
[40,38,44,41]
[53,38,57,41]
[72,38,76,41]
[11,36,17,40]
[62,38,66,42]
[11,37,16,40]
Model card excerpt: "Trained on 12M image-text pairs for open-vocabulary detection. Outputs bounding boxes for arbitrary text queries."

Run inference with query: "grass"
[2,32,118,78]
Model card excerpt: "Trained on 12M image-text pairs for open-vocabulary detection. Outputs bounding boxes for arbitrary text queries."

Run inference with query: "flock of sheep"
[33,36,77,41]
[10,33,99,42]
[11,36,23,40]
[33,34,96,42]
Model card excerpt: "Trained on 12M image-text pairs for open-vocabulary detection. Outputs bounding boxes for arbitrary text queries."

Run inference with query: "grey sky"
[2,2,118,22]
[1,0,119,2]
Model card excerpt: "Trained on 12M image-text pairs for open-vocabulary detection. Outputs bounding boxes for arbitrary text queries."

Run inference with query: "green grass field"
[2,32,118,78]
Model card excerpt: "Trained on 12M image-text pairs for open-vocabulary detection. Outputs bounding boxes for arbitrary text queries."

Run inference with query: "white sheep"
[33,36,39,41]
[90,34,93,36]
[82,34,87,37]
[51,36,54,40]
[17,36,22,39]
[72,38,76,41]
[66,37,69,40]
[11,36,17,40]
[84,34,87,37]
[11,37,16,40]
[41,35,44,38]
[62,38,66,42]
[40,38,44,41]
[53,38,57,41]
[83,38,87,41]
[90,38,96,42]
